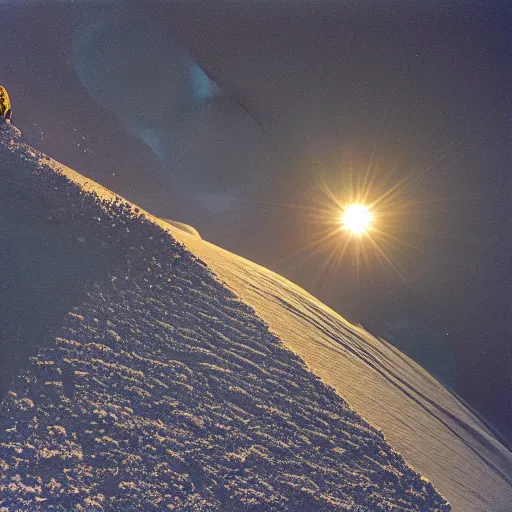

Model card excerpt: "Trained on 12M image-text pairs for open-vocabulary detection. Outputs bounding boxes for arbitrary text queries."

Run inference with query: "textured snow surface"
[0,125,449,511]
[0,122,507,510]
[0,252,446,511]
[170,219,512,510]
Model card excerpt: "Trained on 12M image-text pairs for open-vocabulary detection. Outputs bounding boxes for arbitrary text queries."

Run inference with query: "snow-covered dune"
[0,122,510,510]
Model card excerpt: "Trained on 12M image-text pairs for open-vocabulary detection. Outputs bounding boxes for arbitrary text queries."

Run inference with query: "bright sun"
[341,204,373,235]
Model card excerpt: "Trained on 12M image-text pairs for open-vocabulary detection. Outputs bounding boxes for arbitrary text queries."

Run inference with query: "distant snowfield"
[0,123,510,511]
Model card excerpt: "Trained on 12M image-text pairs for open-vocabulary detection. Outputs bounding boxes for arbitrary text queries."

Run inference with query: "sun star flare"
[341,204,373,235]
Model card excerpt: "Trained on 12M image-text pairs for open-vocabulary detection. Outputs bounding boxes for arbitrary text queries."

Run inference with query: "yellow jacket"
[0,86,12,118]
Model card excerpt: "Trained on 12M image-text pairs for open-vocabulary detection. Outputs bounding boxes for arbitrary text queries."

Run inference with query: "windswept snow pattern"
[0,128,450,510]
[174,222,512,512]
[0,248,447,511]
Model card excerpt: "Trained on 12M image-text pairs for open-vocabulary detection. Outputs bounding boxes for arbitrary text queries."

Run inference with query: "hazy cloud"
[73,8,262,212]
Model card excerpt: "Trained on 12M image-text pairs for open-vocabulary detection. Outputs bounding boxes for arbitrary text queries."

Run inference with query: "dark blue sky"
[1,1,510,442]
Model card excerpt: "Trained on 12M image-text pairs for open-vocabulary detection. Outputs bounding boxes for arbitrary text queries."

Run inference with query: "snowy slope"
[0,122,509,510]
[169,231,512,512]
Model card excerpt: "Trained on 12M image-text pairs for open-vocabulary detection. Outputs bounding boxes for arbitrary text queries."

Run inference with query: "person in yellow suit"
[0,85,13,122]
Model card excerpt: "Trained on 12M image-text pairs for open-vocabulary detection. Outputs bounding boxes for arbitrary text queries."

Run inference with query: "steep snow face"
[0,245,447,511]
[170,231,512,512]
[0,131,451,510]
